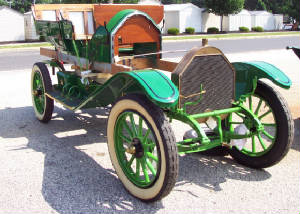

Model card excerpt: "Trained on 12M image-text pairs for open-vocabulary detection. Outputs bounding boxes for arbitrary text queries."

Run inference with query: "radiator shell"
[171,46,235,115]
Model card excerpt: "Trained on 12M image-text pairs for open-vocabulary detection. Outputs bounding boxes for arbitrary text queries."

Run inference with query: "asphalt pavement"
[0,36,299,71]
[0,40,299,214]
[162,35,300,58]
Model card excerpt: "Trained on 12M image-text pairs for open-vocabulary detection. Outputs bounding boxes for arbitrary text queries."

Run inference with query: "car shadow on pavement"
[175,154,270,194]
[0,106,164,214]
[0,106,298,213]
[291,118,300,152]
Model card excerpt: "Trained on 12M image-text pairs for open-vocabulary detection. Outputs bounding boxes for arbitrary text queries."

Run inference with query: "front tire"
[107,94,178,201]
[31,62,54,123]
[228,81,294,168]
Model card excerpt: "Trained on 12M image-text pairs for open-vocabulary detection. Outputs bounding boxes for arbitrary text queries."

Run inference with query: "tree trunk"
[221,15,223,32]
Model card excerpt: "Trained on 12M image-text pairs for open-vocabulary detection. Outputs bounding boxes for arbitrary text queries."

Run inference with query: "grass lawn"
[0,42,52,49]
[163,31,300,41]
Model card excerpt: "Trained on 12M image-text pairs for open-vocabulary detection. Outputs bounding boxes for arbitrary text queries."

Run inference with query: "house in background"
[0,6,25,42]
[250,11,283,30]
[201,9,221,32]
[24,11,39,41]
[164,3,202,33]
[223,9,252,31]
[202,9,283,32]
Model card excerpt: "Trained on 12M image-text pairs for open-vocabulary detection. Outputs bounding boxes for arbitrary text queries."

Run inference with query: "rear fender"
[43,60,65,72]
[232,61,292,100]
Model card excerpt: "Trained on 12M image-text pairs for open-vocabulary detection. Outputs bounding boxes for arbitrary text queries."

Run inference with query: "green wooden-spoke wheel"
[107,94,178,201]
[31,62,54,123]
[228,81,294,168]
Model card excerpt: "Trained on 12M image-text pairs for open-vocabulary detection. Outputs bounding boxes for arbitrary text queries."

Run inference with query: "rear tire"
[31,62,54,123]
[107,94,178,201]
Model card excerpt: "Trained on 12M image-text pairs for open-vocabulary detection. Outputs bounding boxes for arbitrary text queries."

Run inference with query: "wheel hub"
[33,89,43,97]
[244,116,264,133]
[129,138,144,158]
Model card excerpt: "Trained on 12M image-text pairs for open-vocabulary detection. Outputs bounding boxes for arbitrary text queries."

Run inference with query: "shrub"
[239,26,249,32]
[207,27,219,34]
[39,35,46,42]
[167,28,179,35]
[251,26,264,32]
[185,27,195,34]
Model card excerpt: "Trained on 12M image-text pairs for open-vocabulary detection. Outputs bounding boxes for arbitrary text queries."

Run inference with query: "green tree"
[245,0,299,23]
[113,0,138,3]
[244,0,256,10]
[191,0,205,8]
[161,0,192,4]
[204,0,245,31]
[285,0,300,24]
[256,0,266,10]
[0,0,9,6]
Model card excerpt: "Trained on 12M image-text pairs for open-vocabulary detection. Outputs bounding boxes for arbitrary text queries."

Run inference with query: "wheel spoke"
[40,95,45,105]
[251,136,256,153]
[146,141,156,151]
[262,130,275,141]
[229,122,243,125]
[254,98,263,115]
[126,155,135,168]
[262,123,276,127]
[34,73,39,83]
[142,129,151,145]
[35,76,41,87]
[235,112,245,120]
[120,134,132,144]
[258,134,267,150]
[119,146,126,153]
[138,117,143,137]
[146,159,156,176]
[122,120,134,139]
[258,109,272,119]
[141,158,150,182]
[129,113,138,137]
[248,96,253,111]
[33,76,37,88]
[135,159,140,178]
[146,152,158,162]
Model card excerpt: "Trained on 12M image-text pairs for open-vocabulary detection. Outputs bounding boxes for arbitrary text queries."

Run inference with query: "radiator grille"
[180,55,234,115]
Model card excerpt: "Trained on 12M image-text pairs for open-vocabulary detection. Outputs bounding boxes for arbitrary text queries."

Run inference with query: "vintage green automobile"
[31,4,294,201]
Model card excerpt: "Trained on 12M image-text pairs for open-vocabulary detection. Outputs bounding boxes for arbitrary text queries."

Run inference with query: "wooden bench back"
[32,4,95,40]
[32,4,163,40]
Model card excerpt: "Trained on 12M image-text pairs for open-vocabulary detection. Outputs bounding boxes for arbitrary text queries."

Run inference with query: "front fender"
[232,61,292,100]
[79,69,179,109]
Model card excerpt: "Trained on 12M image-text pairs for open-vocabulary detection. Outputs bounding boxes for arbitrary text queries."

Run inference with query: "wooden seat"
[32,4,95,40]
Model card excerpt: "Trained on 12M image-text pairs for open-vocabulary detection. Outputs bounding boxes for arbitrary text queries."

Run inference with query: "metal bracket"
[183,84,206,113]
